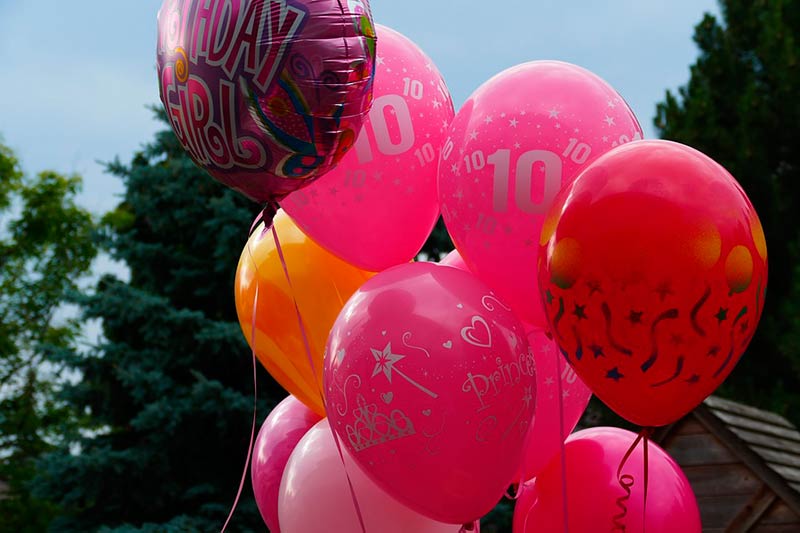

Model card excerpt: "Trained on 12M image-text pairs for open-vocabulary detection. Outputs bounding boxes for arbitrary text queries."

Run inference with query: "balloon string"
[642,433,650,533]
[555,349,570,533]
[269,214,368,533]
[220,271,260,532]
[612,428,653,531]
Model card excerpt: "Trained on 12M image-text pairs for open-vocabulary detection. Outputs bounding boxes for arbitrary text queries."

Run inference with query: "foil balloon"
[438,61,642,328]
[234,210,373,415]
[324,262,535,524]
[538,140,767,427]
[156,0,377,203]
[281,24,454,271]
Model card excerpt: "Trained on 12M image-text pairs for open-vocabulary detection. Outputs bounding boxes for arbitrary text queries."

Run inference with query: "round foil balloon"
[282,24,454,271]
[438,61,642,327]
[156,0,377,203]
[234,210,373,415]
[538,140,767,427]
[324,262,536,524]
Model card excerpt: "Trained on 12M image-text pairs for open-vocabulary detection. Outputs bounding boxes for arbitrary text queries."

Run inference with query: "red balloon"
[537,140,767,427]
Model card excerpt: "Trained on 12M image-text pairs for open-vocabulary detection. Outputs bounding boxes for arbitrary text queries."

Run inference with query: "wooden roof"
[656,395,800,518]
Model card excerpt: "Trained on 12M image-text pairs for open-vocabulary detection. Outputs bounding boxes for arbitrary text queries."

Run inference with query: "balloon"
[538,140,767,427]
[279,419,465,533]
[438,61,643,327]
[518,328,591,482]
[234,210,373,415]
[513,427,701,533]
[252,395,322,532]
[324,262,535,524]
[439,249,468,270]
[437,250,590,481]
[282,25,454,271]
[156,0,377,203]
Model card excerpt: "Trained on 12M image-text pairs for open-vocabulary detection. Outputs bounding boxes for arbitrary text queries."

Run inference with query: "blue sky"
[0,0,718,217]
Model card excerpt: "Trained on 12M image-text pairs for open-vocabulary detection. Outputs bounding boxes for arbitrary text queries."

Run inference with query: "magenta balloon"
[279,419,463,533]
[282,24,455,271]
[518,328,591,482]
[513,427,701,533]
[324,262,536,524]
[156,0,377,203]
[438,61,643,327]
[251,395,322,532]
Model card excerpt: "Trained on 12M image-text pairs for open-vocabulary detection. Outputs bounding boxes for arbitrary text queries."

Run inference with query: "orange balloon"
[235,210,373,416]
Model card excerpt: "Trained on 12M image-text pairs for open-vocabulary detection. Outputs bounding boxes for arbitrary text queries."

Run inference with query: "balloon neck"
[460,521,477,532]
[249,202,280,237]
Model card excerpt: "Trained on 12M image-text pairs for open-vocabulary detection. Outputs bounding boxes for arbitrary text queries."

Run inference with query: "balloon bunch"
[158,3,767,531]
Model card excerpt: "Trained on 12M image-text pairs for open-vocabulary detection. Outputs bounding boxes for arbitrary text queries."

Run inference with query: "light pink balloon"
[251,395,322,533]
[282,24,455,271]
[279,419,466,533]
[439,249,468,270]
[513,427,701,533]
[438,61,643,327]
[518,328,591,482]
[437,251,591,482]
[324,262,536,524]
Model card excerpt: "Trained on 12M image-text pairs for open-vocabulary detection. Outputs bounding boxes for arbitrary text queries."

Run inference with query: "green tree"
[655,0,800,420]
[32,117,283,532]
[0,141,98,531]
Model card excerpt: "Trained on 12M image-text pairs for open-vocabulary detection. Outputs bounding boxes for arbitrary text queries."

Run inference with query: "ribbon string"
[555,350,570,533]
[270,209,368,533]
[612,428,653,532]
[221,268,261,532]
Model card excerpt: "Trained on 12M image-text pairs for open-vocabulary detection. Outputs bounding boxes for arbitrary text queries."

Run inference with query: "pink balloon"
[279,419,465,533]
[324,262,536,524]
[517,328,591,482]
[439,249,468,270]
[251,395,322,532]
[282,25,455,271]
[438,61,643,327]
[513,427,701,533]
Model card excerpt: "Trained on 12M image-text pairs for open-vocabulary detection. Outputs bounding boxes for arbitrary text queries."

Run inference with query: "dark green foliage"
[655,0,800,421]
[32,115,282,532]
[0,141,97,532]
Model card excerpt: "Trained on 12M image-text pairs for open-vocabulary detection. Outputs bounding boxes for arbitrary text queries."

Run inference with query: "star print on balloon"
[370,342,437,398]
[438,60,643,328]
[324,262,534,524]
[538,140,767,427]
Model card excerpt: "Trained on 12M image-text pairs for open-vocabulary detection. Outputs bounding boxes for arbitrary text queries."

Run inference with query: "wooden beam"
[725,483,777,532]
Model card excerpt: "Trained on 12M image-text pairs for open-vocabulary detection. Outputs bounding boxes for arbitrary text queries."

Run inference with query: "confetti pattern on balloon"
[282,24,455,271]
[538,140,768,427]
[438,61,643,328]
[156,0,376,203]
